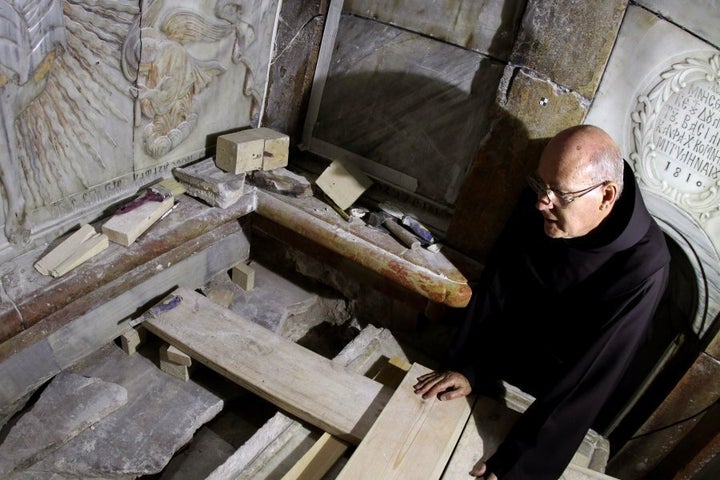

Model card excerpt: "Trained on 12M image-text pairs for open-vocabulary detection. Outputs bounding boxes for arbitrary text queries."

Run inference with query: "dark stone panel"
[510,0,628,98]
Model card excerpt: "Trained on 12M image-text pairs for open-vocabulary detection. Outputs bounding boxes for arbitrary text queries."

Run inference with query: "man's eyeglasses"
[527,173,608,207]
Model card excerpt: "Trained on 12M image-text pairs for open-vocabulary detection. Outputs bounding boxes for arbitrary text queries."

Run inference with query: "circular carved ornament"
[630,54,720,223]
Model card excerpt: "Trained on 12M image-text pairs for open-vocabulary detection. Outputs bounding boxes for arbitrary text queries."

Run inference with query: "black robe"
[446,163,670,479]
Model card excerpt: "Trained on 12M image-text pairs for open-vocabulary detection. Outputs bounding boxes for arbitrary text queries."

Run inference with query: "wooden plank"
[281,432,349,480]
[337,363,473,480]
[441,396,517,479]
[281,356,413,480]
[142,287,392,444]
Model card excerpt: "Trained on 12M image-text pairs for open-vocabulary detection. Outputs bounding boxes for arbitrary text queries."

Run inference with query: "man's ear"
[600,182,619,210]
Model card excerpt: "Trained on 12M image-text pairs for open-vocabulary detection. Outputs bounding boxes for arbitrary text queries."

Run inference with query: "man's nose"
[535,192,554,211]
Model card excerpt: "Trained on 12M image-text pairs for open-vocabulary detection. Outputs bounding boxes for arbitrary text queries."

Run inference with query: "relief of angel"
[122,0,257,159]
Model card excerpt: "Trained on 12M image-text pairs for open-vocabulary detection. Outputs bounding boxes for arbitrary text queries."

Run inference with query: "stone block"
[246,127,290,171]
[174,158,246,209]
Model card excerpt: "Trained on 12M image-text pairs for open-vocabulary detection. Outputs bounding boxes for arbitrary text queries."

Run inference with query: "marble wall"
[0,0,278,261]
[586,3,719,345]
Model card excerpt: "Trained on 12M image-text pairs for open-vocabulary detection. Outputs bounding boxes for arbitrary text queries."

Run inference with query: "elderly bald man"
[414,125,670,480]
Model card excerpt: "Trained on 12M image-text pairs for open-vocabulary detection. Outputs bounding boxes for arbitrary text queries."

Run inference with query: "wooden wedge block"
[315,161,372,211]
[161,344,192,367]
[337,363,473,480]
[102,195,174,246]
[34,224,109,277]
[215,130,265,174]
[142,287,392,444]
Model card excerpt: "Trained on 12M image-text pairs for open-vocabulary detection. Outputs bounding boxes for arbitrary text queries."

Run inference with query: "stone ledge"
[253,189,472,308]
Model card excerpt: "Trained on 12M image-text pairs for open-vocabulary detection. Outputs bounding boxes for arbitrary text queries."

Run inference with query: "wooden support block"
[160,357,189,381]
[215,131,264,174]
[248,127,290,171]
[102,195,174,246]
[143,288,392,444]
[34,224,109,277]
[231,263,255,291]
[119,326,147,355]
[161,344,192,367]
[337,363,473,480]
[315,160,372,211]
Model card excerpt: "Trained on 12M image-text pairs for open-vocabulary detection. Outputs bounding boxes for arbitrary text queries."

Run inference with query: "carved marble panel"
[0,0,278,260]
[344,0,525,59]
[585,5,720,340]
[309,13,503,212]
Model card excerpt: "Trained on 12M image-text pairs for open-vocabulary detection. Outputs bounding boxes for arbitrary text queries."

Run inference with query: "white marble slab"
[585,5,720,339]
[636,0,719,47]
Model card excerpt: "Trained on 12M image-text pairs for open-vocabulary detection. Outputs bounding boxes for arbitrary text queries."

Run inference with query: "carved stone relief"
[631,54,720,224]
[0,0,277,259]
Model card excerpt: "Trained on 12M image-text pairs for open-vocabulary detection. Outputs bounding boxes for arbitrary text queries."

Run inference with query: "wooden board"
[281,356,413,480]
[102,196,174,246]
[337,363,473,480]
[142,287,392,444]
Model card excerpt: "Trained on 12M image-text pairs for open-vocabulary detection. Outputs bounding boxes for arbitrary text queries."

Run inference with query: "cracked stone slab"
[13,344,223,479]
[0,372,127,477]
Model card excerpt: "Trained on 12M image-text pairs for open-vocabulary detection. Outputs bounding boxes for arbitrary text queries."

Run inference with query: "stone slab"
[18,344,223,478]
[174,158,247,209]
[0,372,127,477]
[0,221,250,428]
[312,14,503,207]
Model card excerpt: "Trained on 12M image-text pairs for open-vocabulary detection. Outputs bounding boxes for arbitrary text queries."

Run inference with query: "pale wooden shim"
[142,287,392,444]
[34,224,109,277]
[119,326,146,355]
[282,356,413,480]
[102,196,174,246]
[337,363,473,480]
[160,357,189,381]
[160,343,192,366]
[245,127,290,170]
[231,263,255,291]
[216,131,264,174]
[315,160,372,210]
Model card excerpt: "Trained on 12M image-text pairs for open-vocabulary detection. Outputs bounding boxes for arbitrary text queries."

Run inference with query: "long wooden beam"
[142,287,392,445]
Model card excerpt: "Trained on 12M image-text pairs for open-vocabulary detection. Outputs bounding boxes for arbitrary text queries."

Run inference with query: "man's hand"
[413,370,472,401]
